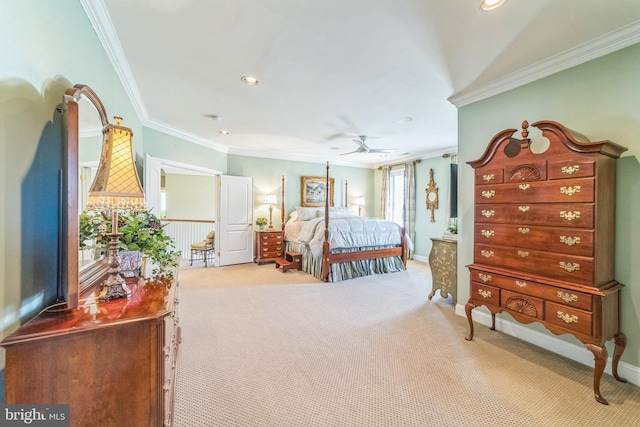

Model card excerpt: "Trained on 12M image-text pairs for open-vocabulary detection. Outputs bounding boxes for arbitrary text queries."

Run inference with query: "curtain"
[380,166,390,219]
[404,161,416,259]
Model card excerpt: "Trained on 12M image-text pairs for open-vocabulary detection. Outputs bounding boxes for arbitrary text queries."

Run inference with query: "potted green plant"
[80,210,180,276]
[255,217,268,230]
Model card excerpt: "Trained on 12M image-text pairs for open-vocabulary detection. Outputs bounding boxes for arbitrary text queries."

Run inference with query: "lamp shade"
[263,194,277,205]
[353,197,365,206]
[86,117,145,212]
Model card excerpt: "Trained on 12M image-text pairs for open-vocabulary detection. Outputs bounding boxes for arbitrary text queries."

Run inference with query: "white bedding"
[284,215,411,257]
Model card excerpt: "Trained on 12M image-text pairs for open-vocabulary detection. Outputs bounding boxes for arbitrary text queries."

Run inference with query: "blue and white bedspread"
[285,216,412,256]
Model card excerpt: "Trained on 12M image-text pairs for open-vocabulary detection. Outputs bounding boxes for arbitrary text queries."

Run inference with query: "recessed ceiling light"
[480,0,505,11]
[330,147,340,150]
[241,75,259,86]
[205,114,221,120]
[219,130,230,135]
[397,116,413,123]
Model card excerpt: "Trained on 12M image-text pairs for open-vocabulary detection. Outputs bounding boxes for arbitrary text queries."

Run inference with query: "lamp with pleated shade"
[86,116,145,301]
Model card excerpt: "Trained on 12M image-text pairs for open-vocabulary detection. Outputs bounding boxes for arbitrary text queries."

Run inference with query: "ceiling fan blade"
[340,149,361,156]
[368,148,396,153]
[341,146,367,155]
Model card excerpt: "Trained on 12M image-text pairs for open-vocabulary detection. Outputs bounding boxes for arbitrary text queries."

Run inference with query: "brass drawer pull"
[482,190,495,199]
[561,165,580,174]
[479,273,491,282]
[516,280,527,288]
[559,262,580,272]
[560,186,581,196]
[518,250,529,257]
[557,291,578,303]
[481,250,494,259]
[483,174,495,182]
[519,183,530,190]
[560,236,581,246]
[560,211,580,221]
[481,210,495,218]
[557,311,578,324]
[478,289,492,299]
[518,206,530,212]
[481,230,494,237]
[518,227,529,234]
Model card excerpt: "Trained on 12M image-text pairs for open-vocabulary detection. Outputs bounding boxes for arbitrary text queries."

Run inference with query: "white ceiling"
[82,0,640,168]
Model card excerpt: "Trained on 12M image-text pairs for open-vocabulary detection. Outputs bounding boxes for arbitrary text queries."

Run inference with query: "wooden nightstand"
[255,230,284,264]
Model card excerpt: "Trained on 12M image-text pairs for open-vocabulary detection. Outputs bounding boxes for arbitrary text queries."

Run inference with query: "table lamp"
[85,116,145,301]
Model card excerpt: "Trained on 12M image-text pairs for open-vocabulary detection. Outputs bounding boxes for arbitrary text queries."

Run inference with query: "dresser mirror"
[62,84,110,308]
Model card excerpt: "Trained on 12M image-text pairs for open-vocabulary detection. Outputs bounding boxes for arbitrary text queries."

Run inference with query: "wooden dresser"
[1,272,180,426]
[465,120,627,405]
[255,230,284,264]
[428,238,457,306]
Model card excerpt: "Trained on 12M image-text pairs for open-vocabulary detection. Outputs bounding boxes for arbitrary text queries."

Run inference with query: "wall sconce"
[353,197,365,216]
[264,194,277,230]
[85,116,145,302]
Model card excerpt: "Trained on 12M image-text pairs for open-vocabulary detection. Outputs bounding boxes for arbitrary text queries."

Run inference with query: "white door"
[215,175,254,266]
[144,154,162,216]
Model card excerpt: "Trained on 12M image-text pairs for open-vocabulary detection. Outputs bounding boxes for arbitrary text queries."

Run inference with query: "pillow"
[329,207,355,219]
[296,207,322,221]
[288,210,299,221]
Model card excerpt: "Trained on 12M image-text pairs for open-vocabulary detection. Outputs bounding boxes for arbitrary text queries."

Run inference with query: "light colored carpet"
[174,260,640,426]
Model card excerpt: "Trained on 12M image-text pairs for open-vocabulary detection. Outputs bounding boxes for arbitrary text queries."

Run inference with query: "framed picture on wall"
[301,176,334,207]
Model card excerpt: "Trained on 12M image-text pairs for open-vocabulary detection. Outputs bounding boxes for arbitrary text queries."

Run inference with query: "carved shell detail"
[505,297,538,317]
[509,164,541,182]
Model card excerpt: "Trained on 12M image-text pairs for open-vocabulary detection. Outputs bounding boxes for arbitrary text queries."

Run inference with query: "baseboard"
[454,304,640,387]
[412,254,429,263]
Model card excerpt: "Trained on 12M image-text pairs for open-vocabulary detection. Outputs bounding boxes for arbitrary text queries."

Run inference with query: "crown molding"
[227,147,375,168]
[449,20,640,107]
[81,0,149,121]
[143,118,230,153]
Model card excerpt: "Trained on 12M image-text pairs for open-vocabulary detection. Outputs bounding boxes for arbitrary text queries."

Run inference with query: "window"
[388,168,405,226]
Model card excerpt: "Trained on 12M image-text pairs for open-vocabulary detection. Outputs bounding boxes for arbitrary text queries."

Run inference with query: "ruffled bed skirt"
[285,242,406,282]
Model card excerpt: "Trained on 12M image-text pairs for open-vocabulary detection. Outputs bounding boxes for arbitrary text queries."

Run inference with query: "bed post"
[322,162,330,282]
[345,180,348,207]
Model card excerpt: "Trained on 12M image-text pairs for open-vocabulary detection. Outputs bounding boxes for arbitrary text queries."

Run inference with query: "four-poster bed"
[280,162,409,282]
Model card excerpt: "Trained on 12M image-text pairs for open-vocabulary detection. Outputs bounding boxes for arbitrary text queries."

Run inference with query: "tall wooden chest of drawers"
[465,120,628,405]
[255,230,284,264]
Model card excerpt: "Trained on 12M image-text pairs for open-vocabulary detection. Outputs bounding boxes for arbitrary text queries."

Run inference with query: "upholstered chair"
[190,230,215,267]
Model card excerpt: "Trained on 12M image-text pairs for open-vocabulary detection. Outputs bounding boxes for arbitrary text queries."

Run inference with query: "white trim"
[449,20,640,107]
[144,118,229,154]
[413,254,429,263]
[151,156,222,176]
[454,304,640,387]
[80,0,149,122]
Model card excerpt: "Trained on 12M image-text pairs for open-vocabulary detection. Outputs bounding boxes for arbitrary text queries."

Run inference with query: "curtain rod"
[377,159,421,170]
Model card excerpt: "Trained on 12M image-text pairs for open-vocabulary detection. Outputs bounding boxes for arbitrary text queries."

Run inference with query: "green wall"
[227,155,376,231]
[458,43,640,367]
[0,0,142,371]
[142,127,227,174]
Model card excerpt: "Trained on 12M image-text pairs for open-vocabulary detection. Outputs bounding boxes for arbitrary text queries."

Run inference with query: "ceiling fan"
[341,135,396,155]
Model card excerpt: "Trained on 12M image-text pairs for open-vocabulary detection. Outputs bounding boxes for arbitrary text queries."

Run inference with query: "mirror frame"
[62,84,110,309]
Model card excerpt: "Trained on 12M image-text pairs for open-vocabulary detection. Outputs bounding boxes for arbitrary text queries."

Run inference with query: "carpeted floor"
[174,260,640,426]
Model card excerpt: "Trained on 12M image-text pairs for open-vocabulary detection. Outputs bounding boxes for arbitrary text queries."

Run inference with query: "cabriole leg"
[586,343,609,405]
[464,301,475,341]
[613,333,628,383]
